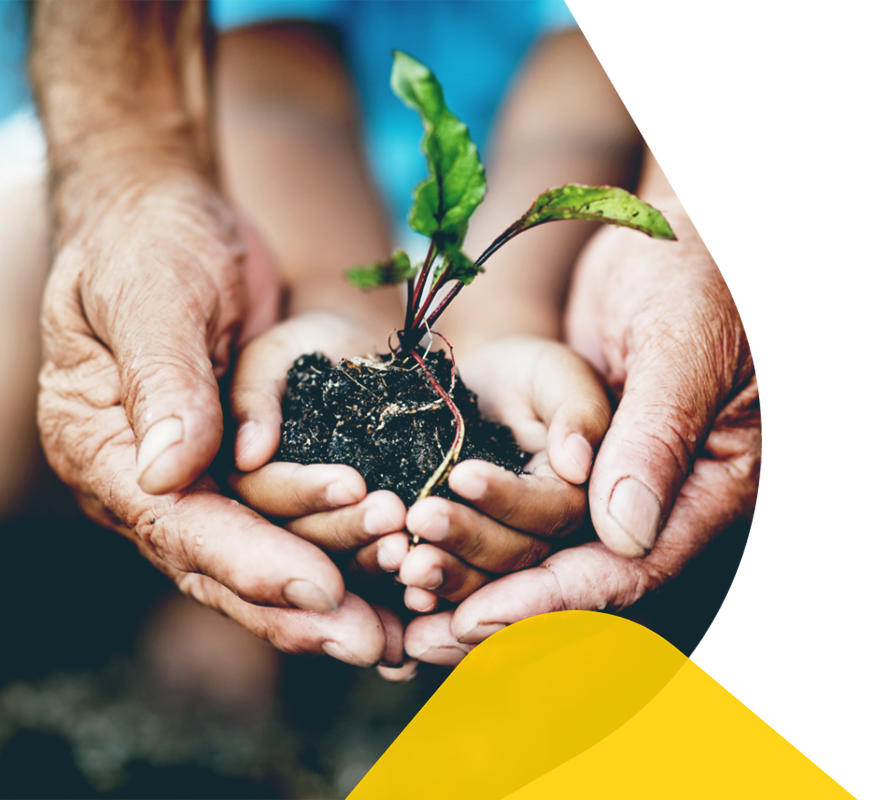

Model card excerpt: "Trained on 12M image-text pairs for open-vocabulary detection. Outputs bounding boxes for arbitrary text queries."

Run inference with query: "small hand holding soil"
[276,350,529,507]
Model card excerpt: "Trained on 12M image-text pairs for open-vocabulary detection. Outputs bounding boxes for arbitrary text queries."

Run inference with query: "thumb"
[588,312,736,558]
[114,290,232,496]
[531,342,611,484]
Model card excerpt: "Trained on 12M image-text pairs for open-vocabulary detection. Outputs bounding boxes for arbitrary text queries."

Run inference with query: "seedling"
[346,51,675,529]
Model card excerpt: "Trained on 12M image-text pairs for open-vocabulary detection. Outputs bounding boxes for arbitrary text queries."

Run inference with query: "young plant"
[348,50,676,516]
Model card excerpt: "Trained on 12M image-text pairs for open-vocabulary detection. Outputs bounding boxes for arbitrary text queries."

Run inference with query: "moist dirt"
[277,351,529,506]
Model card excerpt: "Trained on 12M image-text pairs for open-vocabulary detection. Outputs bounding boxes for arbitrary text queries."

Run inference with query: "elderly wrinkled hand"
[38,176,401,667]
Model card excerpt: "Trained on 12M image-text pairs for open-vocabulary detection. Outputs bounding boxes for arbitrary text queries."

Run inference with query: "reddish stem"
[411,261,452,331]
[407,347,466,543]
[405,241,436,334]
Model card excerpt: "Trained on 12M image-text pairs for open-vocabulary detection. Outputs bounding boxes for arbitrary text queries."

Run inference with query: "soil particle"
[277,352,530,506]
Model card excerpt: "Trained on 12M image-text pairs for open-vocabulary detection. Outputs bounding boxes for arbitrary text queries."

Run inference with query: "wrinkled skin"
[38,174,403,667]
[399,207,760,669]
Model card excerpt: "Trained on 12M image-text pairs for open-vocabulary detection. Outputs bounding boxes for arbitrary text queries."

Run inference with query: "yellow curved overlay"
[350,612,850,799]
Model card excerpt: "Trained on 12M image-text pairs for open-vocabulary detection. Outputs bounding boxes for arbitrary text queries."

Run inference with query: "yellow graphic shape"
[350,612,850,799]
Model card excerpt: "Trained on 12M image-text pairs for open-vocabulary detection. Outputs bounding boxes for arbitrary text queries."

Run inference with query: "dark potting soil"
[277,351,530,506]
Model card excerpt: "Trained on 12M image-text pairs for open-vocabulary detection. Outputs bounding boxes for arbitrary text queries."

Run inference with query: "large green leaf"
[347,249,418,289]
[391,50,487,249]
[507,184,676,240]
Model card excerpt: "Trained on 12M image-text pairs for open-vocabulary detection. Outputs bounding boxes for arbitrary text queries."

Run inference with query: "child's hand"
[396,336,610,612]
[227,312,409,567]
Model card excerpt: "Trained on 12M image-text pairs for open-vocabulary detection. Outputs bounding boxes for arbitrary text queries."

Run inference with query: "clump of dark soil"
[277,351,530,506]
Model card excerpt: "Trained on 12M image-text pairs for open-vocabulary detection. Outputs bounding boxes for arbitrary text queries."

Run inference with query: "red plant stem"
[404,276,416,334]
[405,241,436,334]
[411,262,453,331]
[408,347,459,423]
[407,347,465,544]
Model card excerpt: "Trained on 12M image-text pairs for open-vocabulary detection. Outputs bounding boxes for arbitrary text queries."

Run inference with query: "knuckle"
[123,349,211,415]
[490,480,531,528]
[509,536,551,573]
[175,571,215,607]
[133,494,194,567]
[265,610,313,655]
[544,484,586,537]
[628,403,702,481]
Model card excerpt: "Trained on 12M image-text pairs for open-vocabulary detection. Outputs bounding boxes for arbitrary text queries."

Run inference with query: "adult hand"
[403,162,760,664]
[396,336,610,612]
[38,175,398,667]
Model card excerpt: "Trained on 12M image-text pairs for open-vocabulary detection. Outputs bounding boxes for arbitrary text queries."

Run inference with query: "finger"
[404,586,439,613]
[230,313,371,471]
[589,370,759,557]
[448,459,587,539]
[588,307,749,558]
[176,571,387,666]
[349,532,410,577]
[48,403,349,612]
[459,338,609,480]
[450,431,760,645]
[228,462,366,517]
[139,484,350,611]
[398,542,492,604]
[374,605,406,667]
[406,496,553,574]
[404,611,472,667]
[530,343,611,484]
[230,323,300,471]
[114,271,242,496]
[285,489,406,553]
[376,659,420,683]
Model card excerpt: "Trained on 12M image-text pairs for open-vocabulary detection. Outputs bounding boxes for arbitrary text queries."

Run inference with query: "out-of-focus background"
[0,3,879,798]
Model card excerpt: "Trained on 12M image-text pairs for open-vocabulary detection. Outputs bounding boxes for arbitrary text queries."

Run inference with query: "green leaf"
[504,184,676,241]
[445,248,482,285]
[347,249,418,290]
[428,248,482,289]
[391,50,487,249]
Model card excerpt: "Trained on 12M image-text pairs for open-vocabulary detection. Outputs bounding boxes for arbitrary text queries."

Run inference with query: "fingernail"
[322,640,372,667]
[137,416,184,486]
[421,567,443,591]
[454,472,487,502]
[409,509,449,541]
[608,477,662,554]
[417,646,468,667]
[376,539,399,572]
[458,622,507,644]
[364,503,397,535]
[563,433,593,483]
[283,579,338,612]
[235,420,260,463]
[326,480,359,507]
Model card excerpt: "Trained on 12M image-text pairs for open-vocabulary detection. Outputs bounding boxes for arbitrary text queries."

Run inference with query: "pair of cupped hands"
[39,175,759,679]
